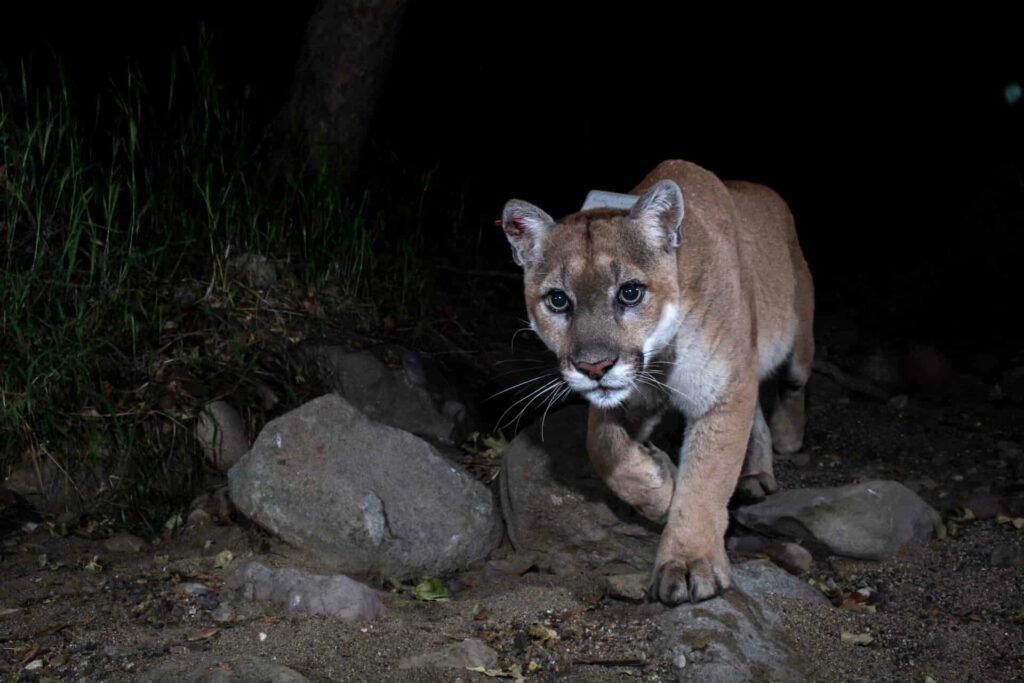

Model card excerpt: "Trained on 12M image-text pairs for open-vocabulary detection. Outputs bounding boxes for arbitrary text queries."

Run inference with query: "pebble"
[765,542,813,575]
[211,603,236,623]
[603,573,648,602]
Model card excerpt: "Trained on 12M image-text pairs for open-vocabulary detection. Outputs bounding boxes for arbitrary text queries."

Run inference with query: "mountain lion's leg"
[735,401,777,502]
[586,405,676,523]
[770,271,814,454]
[650,386,755,605]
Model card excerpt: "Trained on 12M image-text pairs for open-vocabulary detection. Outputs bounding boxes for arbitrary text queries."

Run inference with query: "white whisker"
[486,373,555,401]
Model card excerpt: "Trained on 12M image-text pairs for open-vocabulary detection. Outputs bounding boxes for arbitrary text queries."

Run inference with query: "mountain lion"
[501,160,814,605]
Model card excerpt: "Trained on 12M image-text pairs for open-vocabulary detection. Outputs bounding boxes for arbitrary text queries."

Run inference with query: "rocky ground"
[2,327,1024,682]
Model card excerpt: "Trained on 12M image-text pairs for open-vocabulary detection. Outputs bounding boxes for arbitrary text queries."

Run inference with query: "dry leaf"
[187,627,220,642]
[213,549,234,569]
[466,665,526,683]
[840,630,874,646]
[527,622,559,647]
[18,644,41,665]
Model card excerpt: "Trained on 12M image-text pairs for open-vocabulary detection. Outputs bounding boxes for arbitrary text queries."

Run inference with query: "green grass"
[0,39,424,532]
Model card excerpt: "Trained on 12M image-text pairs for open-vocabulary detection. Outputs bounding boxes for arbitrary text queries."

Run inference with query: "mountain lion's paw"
[649,546,731,606]
[734,471,779,504]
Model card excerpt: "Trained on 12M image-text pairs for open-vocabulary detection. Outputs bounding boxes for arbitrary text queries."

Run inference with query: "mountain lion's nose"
[574,358,616,380]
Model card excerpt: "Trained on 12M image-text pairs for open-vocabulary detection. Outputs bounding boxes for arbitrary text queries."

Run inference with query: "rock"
[229,394,502,578]
[499,406,660,570]
[298,345,467,443]
[104,532,147,554]
[658,560,825,682]
[963,492,1002,520]
[195,401,249,472]
[901,344,953,392]
[211,602,236,623]
[991,546,1024,568]
[141,654,308,682]
[398,638,499,670]
[224,560,384,623]
[604,572,648,602]
[732,558,829,603]
[765,542,813,575]
[175,582,213,598]
[997,441,1022,460]
[734,480,941,560]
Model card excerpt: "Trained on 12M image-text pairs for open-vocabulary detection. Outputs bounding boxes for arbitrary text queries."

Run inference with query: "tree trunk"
[279,0,408,182]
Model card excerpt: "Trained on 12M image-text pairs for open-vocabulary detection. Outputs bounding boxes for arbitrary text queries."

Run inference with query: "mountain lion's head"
[502,181,685,409]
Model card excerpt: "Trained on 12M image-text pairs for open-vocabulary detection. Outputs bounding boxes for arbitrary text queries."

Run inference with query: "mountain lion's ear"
[502,199,555,267]
[629,180,684,251]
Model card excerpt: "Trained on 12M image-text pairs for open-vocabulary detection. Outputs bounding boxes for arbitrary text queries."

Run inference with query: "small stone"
[765,541,813,575]
[673,652,687,669]
[603,573,648,602]
[196,401,249,472]
[991,546,1024,568]
[104,532,147,554]
[176,582,212,597]
[211,602,236,623]
[24,659,43,671]
[224,560,384,623]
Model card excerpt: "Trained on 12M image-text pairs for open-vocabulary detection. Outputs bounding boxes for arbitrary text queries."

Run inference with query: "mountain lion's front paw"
[649,540,731,606]
[734,471,778,504]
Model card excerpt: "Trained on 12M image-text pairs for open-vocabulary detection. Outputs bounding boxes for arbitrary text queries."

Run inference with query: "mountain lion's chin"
[585,386,632,409]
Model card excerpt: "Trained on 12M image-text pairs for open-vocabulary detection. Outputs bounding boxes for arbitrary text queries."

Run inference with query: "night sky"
[4,5,1022,344]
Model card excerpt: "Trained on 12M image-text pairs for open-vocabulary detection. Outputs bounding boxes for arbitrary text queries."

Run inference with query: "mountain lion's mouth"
[585,385,632,409]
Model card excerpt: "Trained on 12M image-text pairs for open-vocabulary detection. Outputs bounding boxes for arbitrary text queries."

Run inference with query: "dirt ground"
[2,339,1024,682]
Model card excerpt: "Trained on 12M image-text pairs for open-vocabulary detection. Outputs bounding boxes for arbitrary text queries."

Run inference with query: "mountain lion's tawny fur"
[501,160,814,605]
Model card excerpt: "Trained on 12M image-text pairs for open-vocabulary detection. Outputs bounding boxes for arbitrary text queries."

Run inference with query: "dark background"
[4,5,1022,348]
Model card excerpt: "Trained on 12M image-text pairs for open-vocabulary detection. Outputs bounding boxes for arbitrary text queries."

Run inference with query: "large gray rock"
[224,560,384,622]
[734,480,940,560]
[142,655,308,682]
[229,394,502,579]
[659,560,826,682]
[500,406,660,569]
[299,345,467,443]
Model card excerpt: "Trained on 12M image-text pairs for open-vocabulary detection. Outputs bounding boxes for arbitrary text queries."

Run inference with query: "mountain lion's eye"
[546,289,571,313]
[618,282,645,306]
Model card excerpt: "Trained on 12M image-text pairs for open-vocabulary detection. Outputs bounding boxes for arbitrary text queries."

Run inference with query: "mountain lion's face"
[502,181,685,409]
